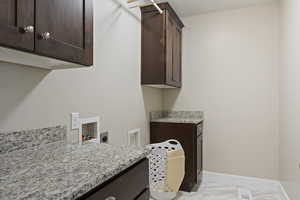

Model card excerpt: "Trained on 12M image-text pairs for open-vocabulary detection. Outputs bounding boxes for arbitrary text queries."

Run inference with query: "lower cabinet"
[150,122,204,192]
[78,159,149,200]
[135,189,150,200]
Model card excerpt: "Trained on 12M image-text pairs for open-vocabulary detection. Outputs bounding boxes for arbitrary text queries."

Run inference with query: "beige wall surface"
[163,3,280,179]
[2,0,298,193]
[279,0,300,199]
[0,0,163,145]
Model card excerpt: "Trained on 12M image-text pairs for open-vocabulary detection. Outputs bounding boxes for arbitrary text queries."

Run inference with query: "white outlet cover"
[71,112,80,129]
[127,129,141,147]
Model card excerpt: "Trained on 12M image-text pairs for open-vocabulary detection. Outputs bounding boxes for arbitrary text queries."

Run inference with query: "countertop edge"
[150,118,204,124]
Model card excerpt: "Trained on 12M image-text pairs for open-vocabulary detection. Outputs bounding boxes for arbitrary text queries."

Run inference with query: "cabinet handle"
[105,197,116,200]
[39,32,51,40]
[20,26,34,33]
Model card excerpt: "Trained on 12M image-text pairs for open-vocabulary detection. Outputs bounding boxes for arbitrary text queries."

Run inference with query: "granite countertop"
[0,141,149,200]
[151,117,203,124]
[150,111,204,124]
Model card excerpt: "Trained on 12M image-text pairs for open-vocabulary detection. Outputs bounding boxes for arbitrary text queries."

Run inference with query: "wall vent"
[127,128,141,147]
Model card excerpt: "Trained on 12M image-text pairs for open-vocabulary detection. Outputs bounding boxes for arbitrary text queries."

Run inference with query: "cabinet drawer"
[83,159,149,200]
[135,189,150,200]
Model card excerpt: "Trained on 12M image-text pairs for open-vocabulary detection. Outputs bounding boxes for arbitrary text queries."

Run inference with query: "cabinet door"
[0,0,34,51]
[141,11,165,85]
[165,11,175,86]
[166,11,182,87]
[35,0,93,65]
[172,25,182,87]
[150,123,197,192]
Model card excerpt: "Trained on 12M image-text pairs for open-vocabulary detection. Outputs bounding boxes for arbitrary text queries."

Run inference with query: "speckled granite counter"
[150,111,204,124]
[0,126,149,200]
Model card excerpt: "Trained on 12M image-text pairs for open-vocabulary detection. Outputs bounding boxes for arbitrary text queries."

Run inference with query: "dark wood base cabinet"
[78,159,149,200]
[151,122,204,192]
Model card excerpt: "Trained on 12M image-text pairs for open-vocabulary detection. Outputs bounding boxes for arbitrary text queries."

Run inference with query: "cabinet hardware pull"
[105,197,116,200]
[39,32,51,40]
[20,26,34,33]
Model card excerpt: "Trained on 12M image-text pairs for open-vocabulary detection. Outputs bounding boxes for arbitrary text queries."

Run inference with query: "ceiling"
[166,0,276,16]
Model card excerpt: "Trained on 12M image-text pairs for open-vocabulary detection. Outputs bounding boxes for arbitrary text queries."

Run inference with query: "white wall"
[279,0,300,199]
[0,0,163,145]
[2,0,297,191]
[163,3,280,179]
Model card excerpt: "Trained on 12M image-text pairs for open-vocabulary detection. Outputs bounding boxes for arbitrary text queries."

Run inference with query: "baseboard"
[203,171,290,199]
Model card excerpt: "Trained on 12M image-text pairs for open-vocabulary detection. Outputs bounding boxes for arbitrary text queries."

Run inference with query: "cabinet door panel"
[166,11,182,88]
[173,25,182,86]
[35,0,93,65]
[150,123,197,191]
[141,11,165,84]
[165,11,174,86]
[0,0,34,51]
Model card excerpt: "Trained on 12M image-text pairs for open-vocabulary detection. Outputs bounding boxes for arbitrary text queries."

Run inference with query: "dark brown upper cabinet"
[0,0,35,51]
[0,0,93,69]
[141,3,184,88]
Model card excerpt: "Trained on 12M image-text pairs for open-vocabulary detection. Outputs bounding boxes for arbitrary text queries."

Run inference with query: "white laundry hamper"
[147,140,185,200]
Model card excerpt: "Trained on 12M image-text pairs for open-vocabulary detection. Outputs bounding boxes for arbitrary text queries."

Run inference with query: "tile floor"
[176,182,285,200]
[151,181,286,200]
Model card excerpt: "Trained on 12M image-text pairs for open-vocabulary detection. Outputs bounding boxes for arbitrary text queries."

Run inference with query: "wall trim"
[203,171,290,200]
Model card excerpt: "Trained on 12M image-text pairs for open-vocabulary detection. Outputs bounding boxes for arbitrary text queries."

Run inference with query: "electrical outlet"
[71,113,80,129]
[100,131,109,144]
